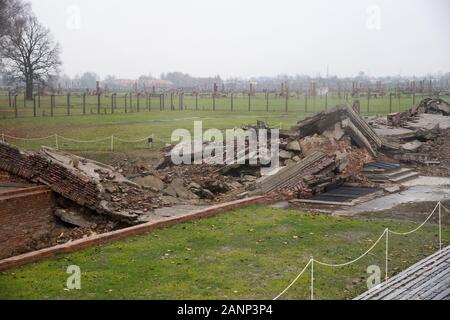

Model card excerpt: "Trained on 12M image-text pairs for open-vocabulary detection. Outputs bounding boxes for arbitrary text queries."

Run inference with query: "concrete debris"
[255,151,337,195]
[131,175,165,191]
[411,98,450,116]
[286,140,301,152]
[0,142,165,225]
[387,98,450,127]
[55,209,97,228]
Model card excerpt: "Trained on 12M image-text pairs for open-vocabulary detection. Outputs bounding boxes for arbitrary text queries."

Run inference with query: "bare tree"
[0,0,29,38]
[0,15,61,99]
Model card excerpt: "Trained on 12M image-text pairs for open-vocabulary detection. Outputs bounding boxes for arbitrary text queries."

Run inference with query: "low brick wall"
[0,186,56,260]
[0,142,100,209]
[0,195,270,271]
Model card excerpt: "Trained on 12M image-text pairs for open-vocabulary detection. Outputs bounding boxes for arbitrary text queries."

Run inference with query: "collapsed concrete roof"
[290,104,385,156]
[0,142,162,225]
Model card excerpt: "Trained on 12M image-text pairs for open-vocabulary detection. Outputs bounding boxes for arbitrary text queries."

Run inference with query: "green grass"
[1,92,446,152]
[0,110,301,151]
[0,206,447,300]
[0,92,427,119]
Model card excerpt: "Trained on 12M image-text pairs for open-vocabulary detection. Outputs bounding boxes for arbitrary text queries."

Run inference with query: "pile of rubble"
[250,104,395,198]
[387,98,450,127]
[0,142,166,225]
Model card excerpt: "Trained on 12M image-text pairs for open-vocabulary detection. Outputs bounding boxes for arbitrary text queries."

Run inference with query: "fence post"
[196,93,199,110]
[285,92,288,113]
[385,230,389,281]
[8,90,11,108]
[170,92,174,110]
[14,95,18,118]
[111,94,114,114]
[129,93,133,112]
[439,202,442,251]
[67,93,71,116]
[148,94,152,112]
[159,94,162,111]
[33,94,37,117]
[82,93,86,115]
[311,258,314,301]
[305,92,308,113]
[55,134,59,150]
[248,93,251,112]
[230,93,233,112]
[389,93,392,114]
[96,94,101,114]
[50,95,54,117]
[266,92,269,112]
[325,93,328,111]
[137,93,140,112]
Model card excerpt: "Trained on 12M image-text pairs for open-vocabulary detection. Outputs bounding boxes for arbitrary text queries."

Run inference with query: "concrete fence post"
[33,94,37,117]
[97,94,101,114]
[50,95,54,117]
[285,92,288,113]
[82,93,86,115]
[67,93,71,116]
[137,93,140,112]
[305,92,308,113]
[111,94,114,114]
[230,93,233,112]
[14,95,18,118]
[389,93,392,113]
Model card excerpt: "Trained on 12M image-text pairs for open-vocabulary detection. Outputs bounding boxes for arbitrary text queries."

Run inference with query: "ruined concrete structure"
[0,142,162,225]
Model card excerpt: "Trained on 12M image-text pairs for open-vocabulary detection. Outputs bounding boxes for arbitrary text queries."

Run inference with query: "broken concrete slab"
[55,209,97,228]
[286,140,301,152]
[131,175,165,191]
[255,151,336,194]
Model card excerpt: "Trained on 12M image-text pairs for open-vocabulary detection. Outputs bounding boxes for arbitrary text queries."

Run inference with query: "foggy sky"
[29,0,450,79]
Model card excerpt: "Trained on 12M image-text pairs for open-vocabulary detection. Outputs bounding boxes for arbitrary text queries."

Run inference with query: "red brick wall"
[0,188,56,259]
[0,142,100,209]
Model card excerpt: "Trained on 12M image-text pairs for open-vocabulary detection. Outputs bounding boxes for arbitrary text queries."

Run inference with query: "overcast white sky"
[29,0,450,79]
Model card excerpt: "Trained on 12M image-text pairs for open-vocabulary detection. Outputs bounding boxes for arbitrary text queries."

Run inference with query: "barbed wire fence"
[274,201,447,300]
[1,90,448,120]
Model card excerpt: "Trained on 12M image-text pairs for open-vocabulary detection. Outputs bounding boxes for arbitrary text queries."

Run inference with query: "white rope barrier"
[313,229,388,268]
[3,133,56,141]
[273,259,313,300]
[274,201,445,300]
[57,135,111,143]
[1,133,156,149]
[387,202,440,236]
[114,136,151,143]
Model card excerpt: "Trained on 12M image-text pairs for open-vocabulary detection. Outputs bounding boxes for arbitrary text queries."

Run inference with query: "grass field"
[1,91,443,152]
[0,91,432,119]
[0,206,447,300]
